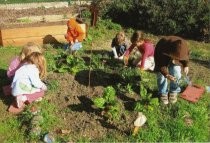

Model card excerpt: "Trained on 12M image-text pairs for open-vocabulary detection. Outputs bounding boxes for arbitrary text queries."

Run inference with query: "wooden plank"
[1,25,67,39]
[0,23,87,47]
[2,35,66,47]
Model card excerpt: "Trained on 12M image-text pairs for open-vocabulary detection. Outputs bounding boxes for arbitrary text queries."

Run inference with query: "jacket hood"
[162,36,189,61]
[67,18,77,30]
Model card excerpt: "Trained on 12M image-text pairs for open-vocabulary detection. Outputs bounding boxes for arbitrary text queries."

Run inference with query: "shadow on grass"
[43,34,64,49]
[0,68,13,107]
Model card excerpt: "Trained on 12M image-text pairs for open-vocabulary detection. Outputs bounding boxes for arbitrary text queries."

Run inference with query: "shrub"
[102,0,210,41]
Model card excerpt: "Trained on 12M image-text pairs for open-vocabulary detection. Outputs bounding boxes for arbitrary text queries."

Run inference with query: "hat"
[162,36,189,61]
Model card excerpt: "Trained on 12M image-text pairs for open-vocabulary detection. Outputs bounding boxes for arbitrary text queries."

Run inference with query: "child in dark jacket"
[154,36,190,105]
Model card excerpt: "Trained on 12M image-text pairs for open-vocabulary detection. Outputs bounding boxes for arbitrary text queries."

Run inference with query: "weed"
[47,80,59,91]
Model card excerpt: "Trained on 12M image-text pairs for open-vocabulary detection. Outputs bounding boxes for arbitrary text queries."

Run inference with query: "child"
[11,52,47,108]
[3,42,43,97]
[124,31,155,71]
[7,42,42,79]
[154,36,190,104]
[111,31,129,59]
[64,18,86,52]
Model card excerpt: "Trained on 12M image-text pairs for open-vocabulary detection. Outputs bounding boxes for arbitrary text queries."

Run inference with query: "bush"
[102,0,210,41]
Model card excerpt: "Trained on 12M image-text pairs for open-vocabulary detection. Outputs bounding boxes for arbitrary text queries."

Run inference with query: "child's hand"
[124,56,129,65]
[41,84,47,91]
[75,39,78,43]
[183,67,189,75]
[118,56,123,60]
[166,74,176,81]
[70,41,74,45]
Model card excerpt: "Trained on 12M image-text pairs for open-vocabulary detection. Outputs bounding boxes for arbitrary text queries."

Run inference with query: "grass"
[0,19,209,142]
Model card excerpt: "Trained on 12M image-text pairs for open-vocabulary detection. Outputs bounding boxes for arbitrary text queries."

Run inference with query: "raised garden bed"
[0,4,88,47]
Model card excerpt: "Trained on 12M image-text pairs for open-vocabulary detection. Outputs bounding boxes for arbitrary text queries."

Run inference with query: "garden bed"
[0,5,83,46]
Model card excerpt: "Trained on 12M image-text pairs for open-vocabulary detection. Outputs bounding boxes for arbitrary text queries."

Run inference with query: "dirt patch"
[46,72,137,141]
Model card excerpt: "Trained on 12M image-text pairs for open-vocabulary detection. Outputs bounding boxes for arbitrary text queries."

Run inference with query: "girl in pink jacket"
[124,31,155,71]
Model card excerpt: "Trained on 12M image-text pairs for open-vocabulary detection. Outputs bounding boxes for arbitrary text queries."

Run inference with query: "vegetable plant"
[53,52,87,75]
[92,86,122,121]
[134,84,159,113]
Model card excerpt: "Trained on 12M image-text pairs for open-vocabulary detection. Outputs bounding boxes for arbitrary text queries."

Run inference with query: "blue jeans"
[64,42,82,51]
[116,45,126,56]
[156,63,181,96]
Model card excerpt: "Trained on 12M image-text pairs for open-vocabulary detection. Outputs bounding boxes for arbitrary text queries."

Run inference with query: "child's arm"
[124,44,135,57]
[112,47,118,58]
[65,30,74,43]
[7,57,21,78]
[29,66,46,89]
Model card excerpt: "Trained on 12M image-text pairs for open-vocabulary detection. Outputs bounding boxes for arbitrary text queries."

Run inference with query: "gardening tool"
[132,112,147,136]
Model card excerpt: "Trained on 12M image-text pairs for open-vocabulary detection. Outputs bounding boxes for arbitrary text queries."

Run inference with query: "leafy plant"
[92,86,122,120]
[54,52,87,75]
[134,84,159,113]
[126,83,134,95]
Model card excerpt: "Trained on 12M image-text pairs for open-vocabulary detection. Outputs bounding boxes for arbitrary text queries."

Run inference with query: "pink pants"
[24,90,45,103]
[3,84,45,103]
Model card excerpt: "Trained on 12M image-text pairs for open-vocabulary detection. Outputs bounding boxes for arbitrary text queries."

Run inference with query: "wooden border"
[0,24,86,47]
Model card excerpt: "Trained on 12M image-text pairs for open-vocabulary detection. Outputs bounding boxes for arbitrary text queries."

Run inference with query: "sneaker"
[8,101,25,114]
[16,95,24,108]
[169,93,178,104]
[35,97,43,102]
[160,95,169,105]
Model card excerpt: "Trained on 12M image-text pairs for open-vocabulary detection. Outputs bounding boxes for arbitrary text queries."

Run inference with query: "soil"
[1,6,210,142]
[46,72,137,141]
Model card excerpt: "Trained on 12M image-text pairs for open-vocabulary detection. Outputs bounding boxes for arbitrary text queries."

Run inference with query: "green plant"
[119,67,140,83]
[92,86,122,120]
[134,84,159,113]
[126,83,134,95]
[47,80,59,91]
[54,52,87,75]
[103,0,210,40]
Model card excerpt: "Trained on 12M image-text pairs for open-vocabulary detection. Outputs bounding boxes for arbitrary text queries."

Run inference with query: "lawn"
[0,19,210,142]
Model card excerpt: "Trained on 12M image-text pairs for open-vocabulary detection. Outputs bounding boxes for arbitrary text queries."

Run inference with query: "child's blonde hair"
[19,42,42,62]
[115,31,126,46]
[24,52,47,79]
[131,31,144,44]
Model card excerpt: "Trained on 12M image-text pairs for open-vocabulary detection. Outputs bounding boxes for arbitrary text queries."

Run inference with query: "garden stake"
[88,42,93,87]
[132,112,147,136]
